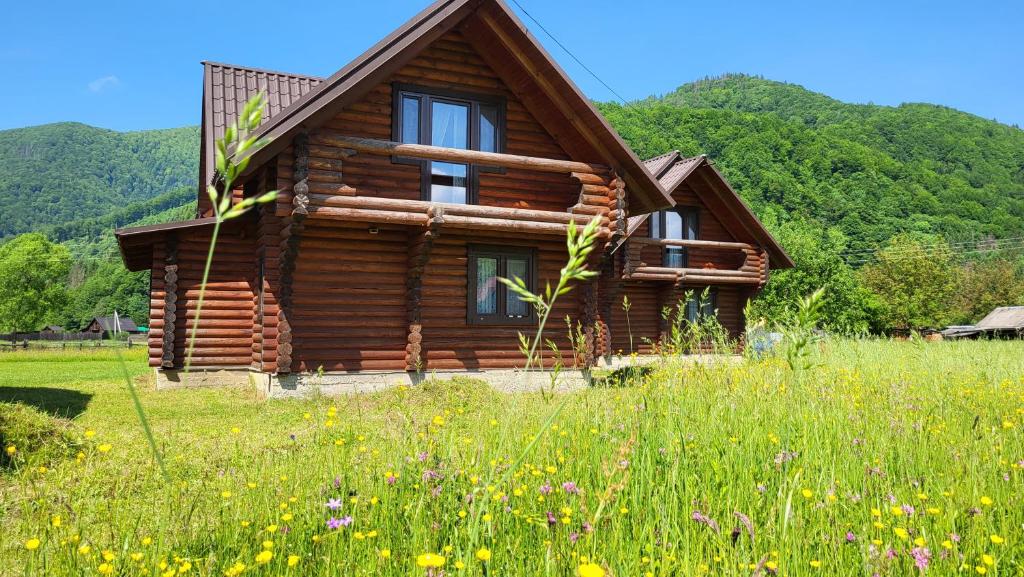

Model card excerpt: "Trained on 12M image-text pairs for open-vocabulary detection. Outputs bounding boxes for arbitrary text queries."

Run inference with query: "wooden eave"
[115,217,236,272]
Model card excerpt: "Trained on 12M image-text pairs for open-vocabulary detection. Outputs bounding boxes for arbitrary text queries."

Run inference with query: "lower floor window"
[468,246,536,325]
[685,288,717,323]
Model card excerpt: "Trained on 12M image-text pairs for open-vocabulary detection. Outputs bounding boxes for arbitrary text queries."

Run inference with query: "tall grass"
[5,339,1022,576]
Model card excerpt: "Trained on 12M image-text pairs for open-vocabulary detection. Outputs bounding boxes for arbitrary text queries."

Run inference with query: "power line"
[507,0,630,105]
[841,235,1024,258]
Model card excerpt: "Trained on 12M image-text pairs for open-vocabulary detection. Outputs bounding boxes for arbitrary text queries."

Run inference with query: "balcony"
[623,237,768,286]
[283,133,621,239]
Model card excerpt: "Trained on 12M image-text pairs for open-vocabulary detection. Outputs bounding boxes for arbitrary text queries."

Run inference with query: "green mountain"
[0,122,198,240]
[601,74,1024,254]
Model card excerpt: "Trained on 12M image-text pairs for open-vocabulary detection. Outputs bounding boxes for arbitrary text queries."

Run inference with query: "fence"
[0,331,103,342]
[0,331,145,352]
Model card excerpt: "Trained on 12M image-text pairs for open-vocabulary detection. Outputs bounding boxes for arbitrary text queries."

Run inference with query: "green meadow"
[1,341,1022,576]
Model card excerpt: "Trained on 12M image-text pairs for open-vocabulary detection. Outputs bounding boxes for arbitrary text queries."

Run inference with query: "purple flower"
[546,511,557,527]
[326,517,342,530]
[949,533,961,543]
[562,481,579,495]
[756,484,767,493]
[582,522,593,533]
[417,451,429,462]
[569,532,580,543]
[901,504,915,516]
[911,547,931,570]
[325,498,343,510]
[339,515,353,527]
[885,547,897,560]
[386,472,397,485]
[845,531,857,543]
[333,477,341,489]
[539,483,552,495]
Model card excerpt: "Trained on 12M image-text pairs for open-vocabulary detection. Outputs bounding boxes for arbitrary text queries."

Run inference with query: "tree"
[63,260,150,330]
[860,234,959,330]
[749,218,878,333]
[0,233,71,333]
[954,256,1024,324]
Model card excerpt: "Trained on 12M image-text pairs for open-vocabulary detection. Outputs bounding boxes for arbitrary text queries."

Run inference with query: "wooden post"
[160,235,178,369]
[405,205,444,371]
[277,133,311,374]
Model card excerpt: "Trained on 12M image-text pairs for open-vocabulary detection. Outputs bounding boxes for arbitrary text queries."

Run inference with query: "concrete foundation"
[154,354,738,398]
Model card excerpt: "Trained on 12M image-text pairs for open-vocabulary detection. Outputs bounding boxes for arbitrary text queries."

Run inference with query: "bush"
[0,402,83,471]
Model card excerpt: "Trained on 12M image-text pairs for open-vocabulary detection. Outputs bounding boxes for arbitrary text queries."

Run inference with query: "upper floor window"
[392,84,505,204]
[650,207,699,267]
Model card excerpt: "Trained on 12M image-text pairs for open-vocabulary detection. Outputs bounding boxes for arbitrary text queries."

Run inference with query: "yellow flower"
[432,415,445,426]
[417,553,446,568]
[890,506,904,516]
[261,540,274,550]
[893,527,909,540]
[942,540,954,549]
[84,430,96,438]
[51,515,62,527]
[801,489,813,499]
[131,553,144,562]
[287,555,300,567]
[265,525,278,533]
[455,560,466,570]
[142,537,153,546]
[221,491,232,499]
[379,549,391,559]
[476,548,492,562]
[810,560,822,568]
[102,550,115,561]
[78,544,91,555]
[578,562,606,577]
[255,550,273,565]
[179,561,193,573]
[98,563,114,575]
[980,496,994,507]
[914,537,926,547]
[25,538,41,551]
[982,554,994,567]
[871,508,882,517]
[280,513,293,522]
[990,535,1005,545]
[976,567,987,575]
[98,444,112,453]
[230,427,240,434]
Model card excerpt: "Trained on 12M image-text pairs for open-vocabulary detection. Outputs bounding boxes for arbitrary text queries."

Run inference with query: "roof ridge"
[202,60,324,82]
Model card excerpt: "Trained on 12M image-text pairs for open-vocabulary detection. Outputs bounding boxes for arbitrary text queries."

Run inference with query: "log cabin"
[115,0,792,391]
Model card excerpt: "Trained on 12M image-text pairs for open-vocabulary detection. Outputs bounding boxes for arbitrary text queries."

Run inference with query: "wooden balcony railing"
[623,237,768,286]
[280,132,623,238]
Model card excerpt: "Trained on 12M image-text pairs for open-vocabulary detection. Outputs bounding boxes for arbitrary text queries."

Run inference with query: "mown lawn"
[1,340,1022,576]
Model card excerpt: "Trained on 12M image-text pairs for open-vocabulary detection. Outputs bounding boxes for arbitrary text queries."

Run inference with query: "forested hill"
[600,74,1024,254]
[0,122,198,239]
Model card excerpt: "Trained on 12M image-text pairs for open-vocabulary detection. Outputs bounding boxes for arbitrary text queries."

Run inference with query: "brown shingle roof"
[200,62,323,189]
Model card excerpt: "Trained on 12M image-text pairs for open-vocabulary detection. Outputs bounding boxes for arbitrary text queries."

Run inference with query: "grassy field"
[1,340,1022,576]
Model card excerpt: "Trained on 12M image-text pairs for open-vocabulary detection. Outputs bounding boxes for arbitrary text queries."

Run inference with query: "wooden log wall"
[419,231,581,370]
[149,226,256,368]
[607,283,746,356]
[289,221,411,372]
[274,30,581,215]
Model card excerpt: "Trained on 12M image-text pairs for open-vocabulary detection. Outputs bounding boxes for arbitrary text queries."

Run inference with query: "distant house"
[85,316,139,338]
[942,306,1024,339]
[39,325,64,335]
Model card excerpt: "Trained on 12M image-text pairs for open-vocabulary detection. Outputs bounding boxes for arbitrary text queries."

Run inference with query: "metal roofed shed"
[941,306,1024,339]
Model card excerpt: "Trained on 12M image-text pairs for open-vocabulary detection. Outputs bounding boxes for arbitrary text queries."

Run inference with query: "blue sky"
[2,0,1022,131]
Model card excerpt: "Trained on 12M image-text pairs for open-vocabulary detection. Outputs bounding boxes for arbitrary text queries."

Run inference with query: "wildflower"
[221,491,232,499]
[980,496,993,507]
[539,483,553,495]
[982,554,994,566]
[51,515,61,528]
[287,555,299,567]
[990,535,1004,545]
[578,562,606,577]
[325,498,343,510]
[801,489,813,499]
[5,445,15,456]
[98,444,112,453]
[98,563,114,575]
[79,544,91,555]
[416,553,446,568]
[942,540,954,549]
[911,547,931,570]
[562,481,579,494]
[810,560,822,568]
[432,415,445,426]
[976,566,987,574]
[224,562,246,576]
[84,430,96,438]
[476,548,492,562]
[893,527,909,540]
[261,540,273,550]
[379,549,391,559]
[142,537,153,546]
[255,550,273,565]
[845,531,857,543]
[386,471,398,485]
[25,538,40,551]
[455,560,466,569]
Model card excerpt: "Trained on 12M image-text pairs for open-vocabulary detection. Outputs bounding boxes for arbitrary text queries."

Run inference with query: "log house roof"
[197,0,673,214]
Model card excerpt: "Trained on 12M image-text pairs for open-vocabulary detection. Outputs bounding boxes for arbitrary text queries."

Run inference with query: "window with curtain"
[650,207,699,267]
[467,246,535,325]
[684,288,717,323]
[393,84,505,204]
